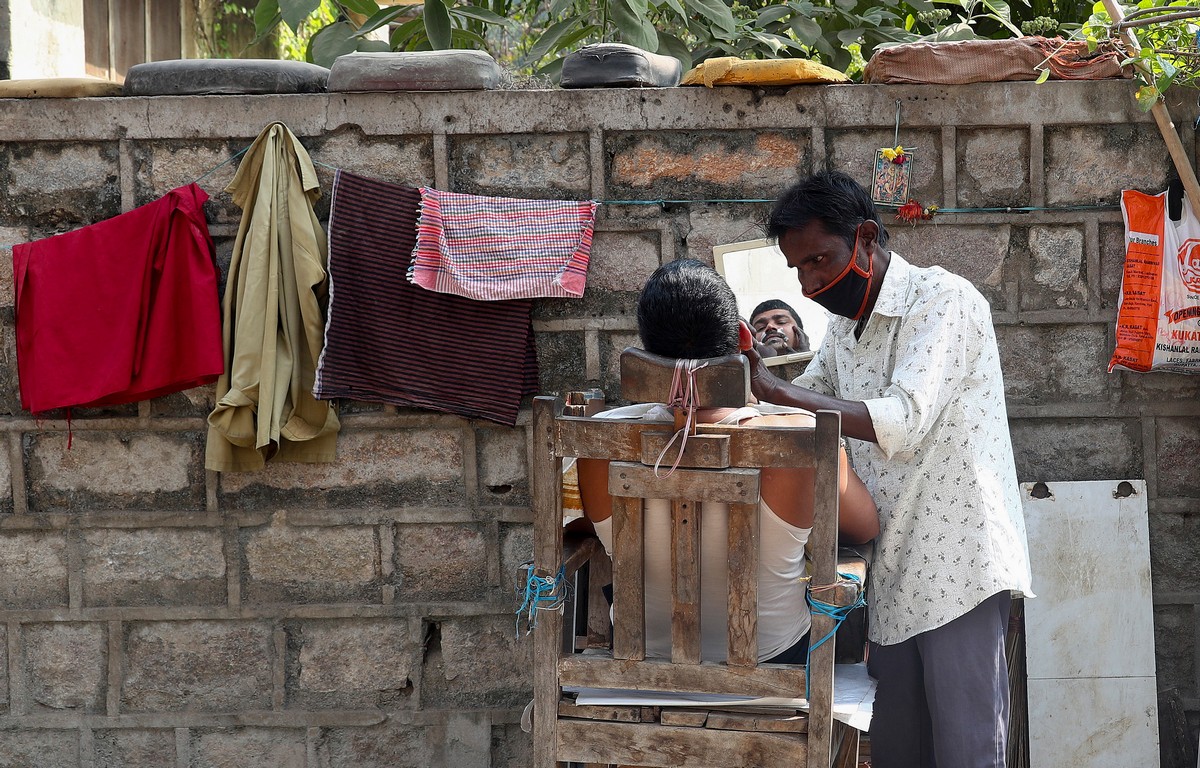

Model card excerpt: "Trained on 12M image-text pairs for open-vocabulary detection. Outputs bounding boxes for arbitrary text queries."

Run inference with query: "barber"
[748,171,1033,768]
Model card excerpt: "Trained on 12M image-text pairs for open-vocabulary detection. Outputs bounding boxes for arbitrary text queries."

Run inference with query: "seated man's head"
[750,299,810,354]
[638,259,751,359]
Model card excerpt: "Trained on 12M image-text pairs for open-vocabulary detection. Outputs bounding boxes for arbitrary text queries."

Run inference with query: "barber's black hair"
[766,170,890,249]
[637,259,740,358]
[749,299,803,328]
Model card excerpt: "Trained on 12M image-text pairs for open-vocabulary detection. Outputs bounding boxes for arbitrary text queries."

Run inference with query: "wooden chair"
[530,347,861,768]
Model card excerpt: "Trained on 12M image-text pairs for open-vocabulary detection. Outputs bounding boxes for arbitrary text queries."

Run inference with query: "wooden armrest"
[563,534,602,577]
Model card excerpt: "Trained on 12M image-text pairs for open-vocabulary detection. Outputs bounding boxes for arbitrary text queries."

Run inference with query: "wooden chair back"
[531,347,846,768]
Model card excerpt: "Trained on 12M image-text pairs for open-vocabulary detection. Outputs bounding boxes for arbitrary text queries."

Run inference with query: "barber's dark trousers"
[867,591,1012,768]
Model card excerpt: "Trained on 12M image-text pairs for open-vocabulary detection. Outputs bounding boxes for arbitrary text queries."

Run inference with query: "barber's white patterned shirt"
[793,253,1034,645]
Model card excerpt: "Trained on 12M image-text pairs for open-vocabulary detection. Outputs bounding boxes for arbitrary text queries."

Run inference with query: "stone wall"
[0,79,1198,765]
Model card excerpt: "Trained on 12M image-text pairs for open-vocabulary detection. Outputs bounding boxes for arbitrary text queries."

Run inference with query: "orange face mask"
[802,228,873,320]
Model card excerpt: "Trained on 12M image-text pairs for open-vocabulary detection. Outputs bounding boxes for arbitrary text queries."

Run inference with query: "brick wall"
[0,79,1198,765]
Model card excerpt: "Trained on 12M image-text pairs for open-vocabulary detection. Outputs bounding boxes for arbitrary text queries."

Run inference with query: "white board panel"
[1027,676,1160,768]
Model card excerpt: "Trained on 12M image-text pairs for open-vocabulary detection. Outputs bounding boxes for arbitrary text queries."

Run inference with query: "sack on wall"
[1110,188,1200,373]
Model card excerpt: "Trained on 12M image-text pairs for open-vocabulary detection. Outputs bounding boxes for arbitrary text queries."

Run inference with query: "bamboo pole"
[1102,0,1200,220]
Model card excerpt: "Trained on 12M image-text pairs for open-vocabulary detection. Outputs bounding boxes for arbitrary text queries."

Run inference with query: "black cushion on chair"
[123,59,330,96]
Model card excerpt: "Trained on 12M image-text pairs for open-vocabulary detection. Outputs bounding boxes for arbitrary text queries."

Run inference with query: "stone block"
[955,128,1030,208]
[22,622,106,712]
[1149,511,1200,593]
[1156,418,1200,498]
[0,318,21,419]
[476,427,529,505]
[0,142,121,232]
[82,528,226,607]
[600,330,642,401]
[492,723,533,768]
[122,621,274,712]
[94,729,177,768]
[588,230,661,292]
[422,615,533,707]
[1020,225,1087,310]
[996,323,1112,405]
[825,128,942,206]
[536,331,588,395]
[607,130,806,200]
[314,722,432,768]
[0,730,78,765]
[394,523,488,601]
[501,523,533,590]
[190,728,306,768]
[27,431,205,513]
[129,141,245,226]
[886,224,1011,310]
[0,624,7,712]
[1118,368,1200,403]
[309,131,434,189]
[449,133,591,198]
[532,289,639,323]
[1045,126,1169,206]
[1152,605,1194,701]
[148,383,217,419]
[0,226,24,307]
[288,619,413,708]
[0,532,68,608]
[1099,221,1126,313]
[243,520,378,605]
[219,430,465,510]
[1009,418,1142,484]
[684,206,771,264]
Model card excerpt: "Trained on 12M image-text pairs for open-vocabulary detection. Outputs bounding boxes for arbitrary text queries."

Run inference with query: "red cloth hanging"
[13,183,223,413]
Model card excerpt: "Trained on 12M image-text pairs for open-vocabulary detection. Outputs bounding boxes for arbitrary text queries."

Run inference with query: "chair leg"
[832,723,861,768]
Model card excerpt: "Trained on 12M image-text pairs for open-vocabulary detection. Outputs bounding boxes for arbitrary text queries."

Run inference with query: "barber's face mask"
[802,228,874,320]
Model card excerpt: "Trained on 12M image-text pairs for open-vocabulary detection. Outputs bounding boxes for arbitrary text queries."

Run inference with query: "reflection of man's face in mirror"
[750,301,810,354]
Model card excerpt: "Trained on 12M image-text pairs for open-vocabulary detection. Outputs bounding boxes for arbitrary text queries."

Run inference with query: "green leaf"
[340,0,382,16]
[536,56,566,83]
[549,0,577,18]
[656,30,693,71]
[423,0,452,49]
[254,0,282,37]
[659,0,687,20]
[1135,84,1160,111]
[390,16,426,47]
[450,27,488,46]
[756,5,792,26]
[310,21,361,67]
[685,0,736,36]
[836,27,864,45]
[357,38,392,51]
[789,15,822,45]
[524,18,583,66]
[280,0,322,31]
[555,23,603,50]
[610,0,659,51]
[1034,67,1050,83]
[450,4,513,25]
[357,5,410,34]
[625,0,649,19]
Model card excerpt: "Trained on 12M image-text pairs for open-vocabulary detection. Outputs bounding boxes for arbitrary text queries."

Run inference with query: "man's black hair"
[750,299,803,328]
[766,170,890,250]
[637,259,740,359]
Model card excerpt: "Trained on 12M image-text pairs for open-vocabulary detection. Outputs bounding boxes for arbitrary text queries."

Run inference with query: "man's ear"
[858,219,881,252]
[738,320,754,351]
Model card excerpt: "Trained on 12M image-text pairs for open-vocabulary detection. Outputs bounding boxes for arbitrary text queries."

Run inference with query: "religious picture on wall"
[871,146,912,206]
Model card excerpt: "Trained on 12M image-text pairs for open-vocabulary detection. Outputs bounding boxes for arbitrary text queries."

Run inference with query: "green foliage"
[1076,0,1200,110]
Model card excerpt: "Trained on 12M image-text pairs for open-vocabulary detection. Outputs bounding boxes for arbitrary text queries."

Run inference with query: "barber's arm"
[747,346,879,443]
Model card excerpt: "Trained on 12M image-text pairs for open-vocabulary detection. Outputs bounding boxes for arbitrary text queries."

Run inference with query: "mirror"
[713,238,828,368]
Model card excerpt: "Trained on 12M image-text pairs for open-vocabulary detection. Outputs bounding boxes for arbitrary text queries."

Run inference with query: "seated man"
[577,259,878,664]
[751,298,810,354]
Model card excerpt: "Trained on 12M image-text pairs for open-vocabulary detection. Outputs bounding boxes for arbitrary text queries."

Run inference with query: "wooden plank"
[586,549,612,649]
[112,0,147,79]
[608,463,760,506]
[83,0,112,79]
[148,0,182,62]
[557,718,807,768]
[706,710,808,733]
[556,418,661,461]
[530,397,566,768]
[660,709,709,727]
[562,535,601,577]
[559,656,807,698]
[640,432,730,469]
[611,495,645,661]
[671,498,702,665]
[805,409,841,768]
[726,501,758,667]
[698,424,817,468]
[559,700,645,722]
[620,347,749,409]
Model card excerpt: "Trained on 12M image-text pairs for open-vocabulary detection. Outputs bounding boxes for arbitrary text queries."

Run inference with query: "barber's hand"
[744,345,782,404]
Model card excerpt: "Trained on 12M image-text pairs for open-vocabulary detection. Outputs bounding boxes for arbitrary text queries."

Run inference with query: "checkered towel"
[411,187,598,300]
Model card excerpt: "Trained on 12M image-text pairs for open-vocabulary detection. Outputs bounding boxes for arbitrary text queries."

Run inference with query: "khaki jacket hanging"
[206,122,340,472]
